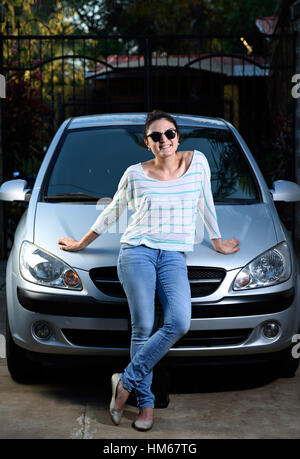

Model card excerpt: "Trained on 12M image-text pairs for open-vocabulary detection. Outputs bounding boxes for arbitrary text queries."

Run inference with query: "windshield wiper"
[214,198,259,205]
[44,193,102,202]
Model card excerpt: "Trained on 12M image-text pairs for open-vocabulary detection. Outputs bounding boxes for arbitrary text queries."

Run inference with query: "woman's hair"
[143,109,179,139]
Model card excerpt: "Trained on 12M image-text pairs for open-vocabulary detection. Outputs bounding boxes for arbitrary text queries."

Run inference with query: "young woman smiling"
[58,110,240,431]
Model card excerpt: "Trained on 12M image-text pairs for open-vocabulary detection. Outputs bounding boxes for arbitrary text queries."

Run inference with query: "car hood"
[33,202,279,271]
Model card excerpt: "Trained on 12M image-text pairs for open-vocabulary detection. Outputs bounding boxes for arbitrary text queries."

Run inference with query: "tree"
[58,0,278,37]
[2,0,73,34]
[2,0,36,34]
[3,0,279,37]
[213,0,278,36]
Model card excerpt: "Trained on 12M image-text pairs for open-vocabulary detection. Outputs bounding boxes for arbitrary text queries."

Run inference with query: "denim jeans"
[117,244,191,409]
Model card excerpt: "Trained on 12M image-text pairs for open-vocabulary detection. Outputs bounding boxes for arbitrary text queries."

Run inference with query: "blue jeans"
[117,244,191,409]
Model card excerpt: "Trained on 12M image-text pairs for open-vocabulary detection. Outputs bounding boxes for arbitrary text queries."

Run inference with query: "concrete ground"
[1,259,300,439]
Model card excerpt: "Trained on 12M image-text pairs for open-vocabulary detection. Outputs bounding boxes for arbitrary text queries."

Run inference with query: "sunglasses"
[146,128,177,143]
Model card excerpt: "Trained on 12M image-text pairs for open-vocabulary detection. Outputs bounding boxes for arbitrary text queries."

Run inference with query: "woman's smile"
[159,143,172,152]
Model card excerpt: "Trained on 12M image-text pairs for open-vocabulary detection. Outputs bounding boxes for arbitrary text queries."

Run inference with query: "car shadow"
[17,358,280,410]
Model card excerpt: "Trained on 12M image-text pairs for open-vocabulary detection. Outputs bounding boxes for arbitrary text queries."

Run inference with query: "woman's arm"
[58,229,99,252]
[90,168,130,235]
[58,168,131,252]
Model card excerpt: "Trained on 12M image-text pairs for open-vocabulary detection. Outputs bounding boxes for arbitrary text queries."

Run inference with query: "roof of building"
[85,53,270,79]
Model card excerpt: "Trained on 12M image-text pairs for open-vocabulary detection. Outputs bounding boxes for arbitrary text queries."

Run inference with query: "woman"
[58,110,240,431]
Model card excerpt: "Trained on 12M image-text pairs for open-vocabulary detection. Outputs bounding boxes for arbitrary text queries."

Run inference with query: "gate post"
[291,1,300,257]
[0,94,4,260]
[0,4,5,260]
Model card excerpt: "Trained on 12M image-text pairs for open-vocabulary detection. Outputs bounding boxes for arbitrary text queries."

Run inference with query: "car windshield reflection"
[43,125,260,204]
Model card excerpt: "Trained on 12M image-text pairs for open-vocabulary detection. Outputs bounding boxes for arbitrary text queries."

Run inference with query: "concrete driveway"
[1,260,300,439]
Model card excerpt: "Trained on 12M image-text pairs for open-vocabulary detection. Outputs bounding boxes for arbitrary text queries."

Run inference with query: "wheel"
[274,345,300,378]
[6,311,43,383]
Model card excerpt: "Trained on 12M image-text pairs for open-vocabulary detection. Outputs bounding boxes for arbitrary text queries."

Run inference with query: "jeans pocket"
[118,244,138,265]
[120,243,136,250]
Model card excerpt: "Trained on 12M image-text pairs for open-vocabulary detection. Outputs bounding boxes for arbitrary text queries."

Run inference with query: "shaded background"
[0,0,297,257]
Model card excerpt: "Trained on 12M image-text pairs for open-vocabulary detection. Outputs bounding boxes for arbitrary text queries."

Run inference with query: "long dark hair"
[143,110,180,139]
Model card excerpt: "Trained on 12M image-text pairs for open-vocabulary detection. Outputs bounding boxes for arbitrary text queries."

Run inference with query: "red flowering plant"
[3,39,53,182]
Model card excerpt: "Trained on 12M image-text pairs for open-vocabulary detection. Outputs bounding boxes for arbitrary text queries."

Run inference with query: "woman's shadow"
[33,355,280,413]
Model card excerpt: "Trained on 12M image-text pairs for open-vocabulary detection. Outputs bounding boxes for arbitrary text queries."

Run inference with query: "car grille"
[61,328,252,349]
[89,266,226,298]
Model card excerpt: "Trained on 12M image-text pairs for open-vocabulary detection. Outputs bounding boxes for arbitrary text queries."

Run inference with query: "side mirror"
[270,180,300,202]
[0,179,31,202]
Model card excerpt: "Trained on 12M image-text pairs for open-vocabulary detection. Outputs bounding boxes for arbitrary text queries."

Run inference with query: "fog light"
[262,321,280,339]
[33,321,52,340]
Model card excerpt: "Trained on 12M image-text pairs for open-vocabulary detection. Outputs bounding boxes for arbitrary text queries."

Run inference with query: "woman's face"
[144,118,179,159]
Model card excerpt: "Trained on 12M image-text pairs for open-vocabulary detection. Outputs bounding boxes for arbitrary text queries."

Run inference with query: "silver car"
[1,113,300,382]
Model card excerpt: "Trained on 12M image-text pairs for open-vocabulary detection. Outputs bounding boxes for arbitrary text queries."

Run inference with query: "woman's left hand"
[211,238,240,254]
[58,237,83,251]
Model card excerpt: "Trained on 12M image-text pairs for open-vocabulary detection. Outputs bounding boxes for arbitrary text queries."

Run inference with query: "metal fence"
[0,32,296,254]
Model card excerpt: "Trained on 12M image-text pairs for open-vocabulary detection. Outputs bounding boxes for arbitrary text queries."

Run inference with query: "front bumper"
[7,264,299,359]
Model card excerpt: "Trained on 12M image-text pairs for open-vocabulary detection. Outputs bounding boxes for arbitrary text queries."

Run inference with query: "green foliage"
[3,0,279,37]
[219,0,279,36]
[58,0,279,36]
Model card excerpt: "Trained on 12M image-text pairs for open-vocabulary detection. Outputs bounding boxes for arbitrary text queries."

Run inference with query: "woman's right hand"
[58,230,99,252]
[58,237,83,252]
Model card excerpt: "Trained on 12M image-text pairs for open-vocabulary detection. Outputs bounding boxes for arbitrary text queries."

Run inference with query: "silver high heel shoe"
[109,373,123,425]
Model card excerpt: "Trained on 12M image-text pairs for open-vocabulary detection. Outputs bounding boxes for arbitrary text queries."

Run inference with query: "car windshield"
[43,125,260,204]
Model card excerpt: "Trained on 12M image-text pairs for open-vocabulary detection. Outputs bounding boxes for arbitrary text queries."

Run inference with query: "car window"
[44,127,153,199]
[43,125,260,203]
[180,127,260,203]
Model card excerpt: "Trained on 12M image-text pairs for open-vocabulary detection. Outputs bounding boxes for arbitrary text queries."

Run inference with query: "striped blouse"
[90,149,221,252]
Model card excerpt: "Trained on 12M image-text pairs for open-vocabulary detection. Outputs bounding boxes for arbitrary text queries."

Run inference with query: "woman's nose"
[160,133,168,142]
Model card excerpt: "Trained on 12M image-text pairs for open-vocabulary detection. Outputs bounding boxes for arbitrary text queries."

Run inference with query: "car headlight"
[233,242,291,290]
[20,241,82,290]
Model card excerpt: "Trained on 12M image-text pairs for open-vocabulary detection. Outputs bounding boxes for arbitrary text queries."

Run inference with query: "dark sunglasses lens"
[165,129,176,140]
[149,132,161,142]
[148,129,177,142]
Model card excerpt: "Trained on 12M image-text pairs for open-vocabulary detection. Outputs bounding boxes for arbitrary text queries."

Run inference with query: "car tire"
[275,346,300,378]
[6,311,43,383]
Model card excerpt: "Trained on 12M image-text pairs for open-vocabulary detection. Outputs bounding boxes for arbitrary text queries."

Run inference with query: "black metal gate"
[0,32,296,254]
[1,32,295,178]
